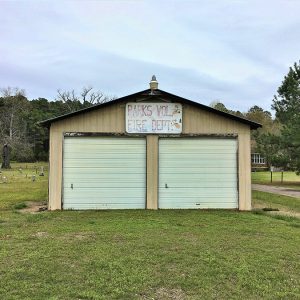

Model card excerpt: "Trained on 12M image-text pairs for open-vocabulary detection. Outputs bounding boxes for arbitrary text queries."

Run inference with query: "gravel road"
[252,184,300,198]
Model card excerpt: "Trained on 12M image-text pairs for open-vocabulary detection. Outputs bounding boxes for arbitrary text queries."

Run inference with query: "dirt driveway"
[252,184,300,198]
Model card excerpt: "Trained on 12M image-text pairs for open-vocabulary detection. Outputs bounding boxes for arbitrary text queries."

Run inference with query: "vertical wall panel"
[146,135,158,209]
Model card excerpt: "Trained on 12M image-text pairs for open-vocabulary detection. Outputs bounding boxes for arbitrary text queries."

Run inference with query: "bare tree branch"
[55,86,115,113]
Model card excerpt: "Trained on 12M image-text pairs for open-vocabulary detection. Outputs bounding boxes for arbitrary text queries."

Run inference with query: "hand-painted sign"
[126,102,182,133]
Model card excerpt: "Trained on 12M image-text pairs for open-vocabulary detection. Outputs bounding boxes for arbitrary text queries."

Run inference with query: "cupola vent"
[149,75,158,90]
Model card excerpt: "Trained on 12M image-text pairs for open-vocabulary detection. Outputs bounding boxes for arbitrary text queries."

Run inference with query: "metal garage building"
[42,77,261,211]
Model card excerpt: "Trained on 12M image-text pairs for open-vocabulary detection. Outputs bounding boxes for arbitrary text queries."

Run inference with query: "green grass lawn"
[0,163,299,299]
[252,171,300,188]
[1,210,299,299]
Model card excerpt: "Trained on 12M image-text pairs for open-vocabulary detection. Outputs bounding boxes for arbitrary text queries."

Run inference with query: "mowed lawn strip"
[0,210,299,300]
[253,190,300,213]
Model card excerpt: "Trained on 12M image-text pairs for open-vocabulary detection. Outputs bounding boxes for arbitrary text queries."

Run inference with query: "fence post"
[281,171,283,184]
[271,171,273,183]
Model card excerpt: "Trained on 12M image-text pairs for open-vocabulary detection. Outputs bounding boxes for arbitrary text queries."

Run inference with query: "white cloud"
[0,0,299,112]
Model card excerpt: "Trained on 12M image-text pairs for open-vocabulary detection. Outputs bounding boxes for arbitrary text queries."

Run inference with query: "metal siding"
[48,99,251,211]
[63,137,146,209]
[159,138,238,209]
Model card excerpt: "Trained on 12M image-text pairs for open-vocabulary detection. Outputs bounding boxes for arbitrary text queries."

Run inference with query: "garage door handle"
[165,183,168,188]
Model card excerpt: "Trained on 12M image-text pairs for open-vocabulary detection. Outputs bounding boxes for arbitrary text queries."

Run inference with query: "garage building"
[42,77,261,210]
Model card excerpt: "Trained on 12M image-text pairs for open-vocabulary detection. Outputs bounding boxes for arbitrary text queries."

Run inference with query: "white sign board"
[126,102,182,134]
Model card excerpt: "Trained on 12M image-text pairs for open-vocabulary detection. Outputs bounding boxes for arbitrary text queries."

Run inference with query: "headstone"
[2,176,7,184]
[39,166,44,176]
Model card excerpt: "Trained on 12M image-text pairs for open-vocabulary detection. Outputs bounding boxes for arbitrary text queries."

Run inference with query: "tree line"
[0,61,299,172]
[0,87,114,164]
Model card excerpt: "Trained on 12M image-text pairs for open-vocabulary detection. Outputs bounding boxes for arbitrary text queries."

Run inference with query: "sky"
[0,0,299,112]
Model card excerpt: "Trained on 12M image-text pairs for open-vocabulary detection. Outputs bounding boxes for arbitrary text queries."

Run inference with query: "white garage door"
[159,138,238,209]
[63,137,146,209]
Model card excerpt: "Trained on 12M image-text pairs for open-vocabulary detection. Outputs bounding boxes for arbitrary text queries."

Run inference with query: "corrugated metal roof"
[40,88,262,129]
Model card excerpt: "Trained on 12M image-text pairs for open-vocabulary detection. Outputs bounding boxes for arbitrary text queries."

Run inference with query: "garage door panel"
[160,153,236,159]
[64,196,145,203]
[159,182,237,188]
[160,167,236,174]
[159,201,237,209]
[160,139,235,146]
[64,167,145,175]
[159,161,236,168]
[159,173,236,181]
[64,189,145,199]
[64,176,145,184]
[63,202,145,210]
[159,188,237,197]
[64,196,144,202]
[159,161,237,167]
[63,172,144,180]
[64,180,145,188]
[64,145,145,151]
[64,160,145,168]
[64,137,143,145]
[63,137,146,210]
[159,138,238,209]
[65,155,144,161]
[65,151,145,157]
[64,198,145,209]
[64,182,145,188]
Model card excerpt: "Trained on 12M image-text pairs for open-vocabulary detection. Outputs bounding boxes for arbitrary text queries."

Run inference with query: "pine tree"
[270,61,300,172]
[272,61,300,124]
